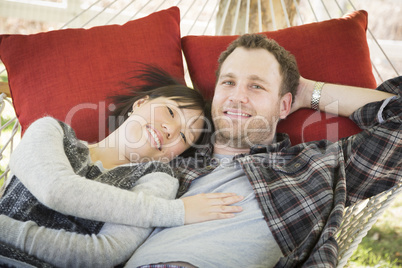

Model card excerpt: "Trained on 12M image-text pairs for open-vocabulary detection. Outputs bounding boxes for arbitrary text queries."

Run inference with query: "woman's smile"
[146,124,163,151]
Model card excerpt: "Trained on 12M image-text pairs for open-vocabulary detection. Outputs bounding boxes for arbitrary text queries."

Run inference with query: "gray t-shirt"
[127,155,283,267]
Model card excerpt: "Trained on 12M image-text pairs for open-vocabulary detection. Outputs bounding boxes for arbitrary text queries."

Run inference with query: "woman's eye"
[167,106,174,118]
[180,132,187,144]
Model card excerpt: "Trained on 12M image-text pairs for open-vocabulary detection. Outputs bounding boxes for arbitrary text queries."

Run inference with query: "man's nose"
[229,84,249,103]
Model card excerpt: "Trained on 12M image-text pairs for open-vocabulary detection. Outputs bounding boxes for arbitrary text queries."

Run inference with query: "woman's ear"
[132,95,150,110]
[279,92,292,119]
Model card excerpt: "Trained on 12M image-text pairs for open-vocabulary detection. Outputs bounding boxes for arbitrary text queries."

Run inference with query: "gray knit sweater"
[0,117,184,267]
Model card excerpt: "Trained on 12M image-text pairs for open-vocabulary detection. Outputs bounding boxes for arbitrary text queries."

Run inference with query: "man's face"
[211,47,292,150]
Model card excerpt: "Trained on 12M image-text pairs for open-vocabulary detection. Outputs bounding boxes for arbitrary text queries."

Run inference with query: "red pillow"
[182,10,376,144]
[0,7,184,143]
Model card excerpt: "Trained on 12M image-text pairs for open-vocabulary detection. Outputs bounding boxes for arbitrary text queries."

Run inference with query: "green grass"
[0,67,8,188]
[0,64,8,83]
[1,116,15,132]
[0,93,16,189]
[0,161,5,188]
[346,194,402,267]
[348,228,401,267]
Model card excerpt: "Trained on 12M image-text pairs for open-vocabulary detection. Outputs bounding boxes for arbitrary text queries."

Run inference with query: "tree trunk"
[216,0,299,35]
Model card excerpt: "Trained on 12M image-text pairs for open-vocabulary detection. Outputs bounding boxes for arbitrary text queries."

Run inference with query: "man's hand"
[290,76,314,114]
[182,193,243,225]
[290,76,395,117]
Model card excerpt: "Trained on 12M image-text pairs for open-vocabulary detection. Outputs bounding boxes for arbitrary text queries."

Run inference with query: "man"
[127,34,401,267]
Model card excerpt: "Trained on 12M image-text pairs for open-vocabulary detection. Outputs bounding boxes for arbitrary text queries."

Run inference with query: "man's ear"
[132,95,150,110]
[279,92,292,119]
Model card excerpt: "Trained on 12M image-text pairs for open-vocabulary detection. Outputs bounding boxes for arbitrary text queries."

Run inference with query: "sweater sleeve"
[0,214,151,268]
[9,117,184,227]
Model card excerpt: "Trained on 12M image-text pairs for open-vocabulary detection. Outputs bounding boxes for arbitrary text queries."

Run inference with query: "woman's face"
[118,96,205,163]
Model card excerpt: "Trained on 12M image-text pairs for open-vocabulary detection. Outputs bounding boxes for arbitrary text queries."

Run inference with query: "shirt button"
[178,185,186,193]
[294,163,301,168]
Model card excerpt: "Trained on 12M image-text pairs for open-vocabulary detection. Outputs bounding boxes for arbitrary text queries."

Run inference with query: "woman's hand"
[182,193,244,225]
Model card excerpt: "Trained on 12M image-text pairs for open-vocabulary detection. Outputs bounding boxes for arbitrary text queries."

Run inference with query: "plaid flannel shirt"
[171,77,401,267]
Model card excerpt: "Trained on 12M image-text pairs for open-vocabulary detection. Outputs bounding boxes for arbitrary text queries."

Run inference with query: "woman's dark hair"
[109,64,211,156]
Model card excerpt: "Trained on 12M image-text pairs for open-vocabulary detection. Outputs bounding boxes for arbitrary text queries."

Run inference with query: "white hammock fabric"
[0,1,400,267]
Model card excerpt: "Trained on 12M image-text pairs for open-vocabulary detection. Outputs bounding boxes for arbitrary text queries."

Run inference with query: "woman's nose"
[162,123,180,139]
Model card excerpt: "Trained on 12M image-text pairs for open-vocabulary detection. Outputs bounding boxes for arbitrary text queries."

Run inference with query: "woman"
[0,66,243,267]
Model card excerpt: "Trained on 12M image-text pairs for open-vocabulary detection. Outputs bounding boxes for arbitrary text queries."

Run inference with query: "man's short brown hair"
[216,34,300,102]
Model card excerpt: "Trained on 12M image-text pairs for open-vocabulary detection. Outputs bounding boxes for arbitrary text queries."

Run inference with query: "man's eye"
[223,81,234,86]
[252,85,263,89]
[167,106,174,118]
[180,132,187,144]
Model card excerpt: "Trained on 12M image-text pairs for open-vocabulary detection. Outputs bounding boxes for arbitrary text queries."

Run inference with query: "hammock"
[0,0,401,267]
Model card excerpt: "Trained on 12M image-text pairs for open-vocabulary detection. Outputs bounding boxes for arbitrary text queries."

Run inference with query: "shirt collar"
[249,132,291,154]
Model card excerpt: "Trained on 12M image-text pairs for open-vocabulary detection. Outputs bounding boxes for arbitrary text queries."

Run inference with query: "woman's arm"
[10,117,243,226]
[0,165,243,267]
[0,214,150,268]
[9,117,183,227]
[290,77,395,117]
